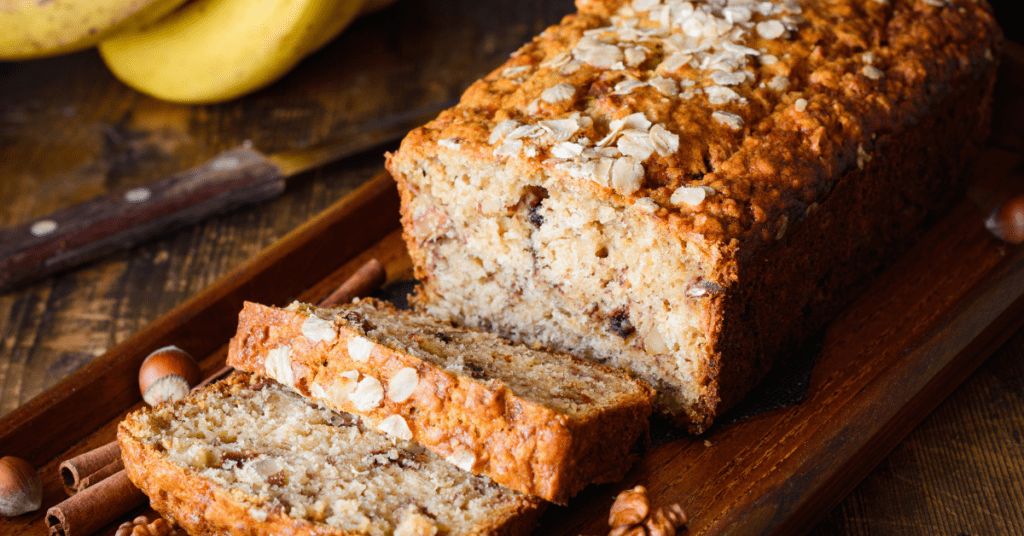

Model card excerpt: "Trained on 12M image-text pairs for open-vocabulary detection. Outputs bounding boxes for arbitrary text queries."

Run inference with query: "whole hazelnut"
[985,195,1024,245]
[0,456,42,516]
[139,346,201,406]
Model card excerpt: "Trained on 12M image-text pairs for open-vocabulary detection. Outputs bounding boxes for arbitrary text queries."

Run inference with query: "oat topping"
[348,336,375,363]
[611,157,645,195]
[794,98,807,111]
[635,197,661,212]
[445,448,476,472]
[711,110,744,130]
[670,185,714,206]
[541,83,576,103]
[264,346,294,387]
[377,415,414,440]
[350,377,384,411]
[301,315,337,343]
[387,368,419,403]
[755,19,786,39]
[484,0,808,199]
[766,74,790,91]
[861,65,885,80]
[649,125,680,155]
[437,138,462,150]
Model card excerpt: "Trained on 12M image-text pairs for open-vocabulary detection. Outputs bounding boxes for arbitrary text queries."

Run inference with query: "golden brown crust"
[390,0,1000,246]
[118,374,545,536]
[227,300,653,504]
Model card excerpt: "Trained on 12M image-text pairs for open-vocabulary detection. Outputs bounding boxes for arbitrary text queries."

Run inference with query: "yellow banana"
[97,0,366,104]
[0,0,191,60]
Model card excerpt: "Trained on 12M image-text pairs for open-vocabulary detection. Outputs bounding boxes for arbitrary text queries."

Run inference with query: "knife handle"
[0,146,285,293]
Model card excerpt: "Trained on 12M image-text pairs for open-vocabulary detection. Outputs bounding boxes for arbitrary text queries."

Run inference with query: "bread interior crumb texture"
[128,374,530,536]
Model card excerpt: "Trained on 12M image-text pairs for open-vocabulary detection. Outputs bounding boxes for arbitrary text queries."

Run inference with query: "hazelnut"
[0,456,42,516]
[139,346,201,406]
[985,195,1024,245]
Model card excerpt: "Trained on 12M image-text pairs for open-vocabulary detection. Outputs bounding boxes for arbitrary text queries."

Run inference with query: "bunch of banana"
[0,0,190,60]
[1,0,389,103]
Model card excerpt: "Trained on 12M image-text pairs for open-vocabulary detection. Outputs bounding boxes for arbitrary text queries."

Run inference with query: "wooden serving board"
[2,44,1024,536]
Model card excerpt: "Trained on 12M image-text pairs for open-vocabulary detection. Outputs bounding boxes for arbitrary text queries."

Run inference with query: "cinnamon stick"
[319,258,387,307]
[77,459,125,491]
[59,442,121,495]
[46,470,146,536]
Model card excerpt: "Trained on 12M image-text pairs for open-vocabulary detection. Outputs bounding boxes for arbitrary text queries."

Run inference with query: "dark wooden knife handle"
[0,146,285,293]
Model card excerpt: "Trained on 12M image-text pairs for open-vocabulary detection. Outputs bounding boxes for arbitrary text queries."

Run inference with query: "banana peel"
[97,0,370,104]
[0,0,192,60]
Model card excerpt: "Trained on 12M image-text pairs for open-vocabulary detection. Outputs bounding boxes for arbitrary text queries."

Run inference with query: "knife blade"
[0,100,454,293]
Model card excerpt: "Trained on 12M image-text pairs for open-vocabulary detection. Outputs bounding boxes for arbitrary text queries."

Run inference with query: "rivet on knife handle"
[0,146,285,293]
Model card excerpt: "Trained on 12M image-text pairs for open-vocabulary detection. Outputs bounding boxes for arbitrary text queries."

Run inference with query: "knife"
[0,100,454,293]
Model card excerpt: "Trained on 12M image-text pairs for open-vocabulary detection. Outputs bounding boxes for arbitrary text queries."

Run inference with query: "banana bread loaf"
[118,372,544,536]
[227,298,654,504]
[385,0,1001,431]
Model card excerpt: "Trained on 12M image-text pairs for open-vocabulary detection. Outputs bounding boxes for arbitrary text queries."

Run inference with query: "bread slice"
[118,372,544,536]
[227,298,654,504]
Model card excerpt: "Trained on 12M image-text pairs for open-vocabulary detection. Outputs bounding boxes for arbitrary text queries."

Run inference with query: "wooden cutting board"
[2,43,1023,536]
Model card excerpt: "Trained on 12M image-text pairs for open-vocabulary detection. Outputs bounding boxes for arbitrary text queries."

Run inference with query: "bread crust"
[385,0,1002,431]
[118,373,545,536]
[227,300,654,504]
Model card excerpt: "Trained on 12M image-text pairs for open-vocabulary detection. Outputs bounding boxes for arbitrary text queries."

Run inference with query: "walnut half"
[607,485,688,536]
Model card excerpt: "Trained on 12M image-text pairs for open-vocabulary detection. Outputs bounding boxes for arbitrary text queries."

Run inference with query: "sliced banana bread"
[227,298,654,504]
[118,372,544,536]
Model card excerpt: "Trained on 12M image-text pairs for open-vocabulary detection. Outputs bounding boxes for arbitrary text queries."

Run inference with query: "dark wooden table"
[2,0,1022,534]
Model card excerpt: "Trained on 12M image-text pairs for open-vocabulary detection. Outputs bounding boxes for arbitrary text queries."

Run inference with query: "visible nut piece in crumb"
[301,315,337,343]
[608,310,635,339]
[388,368,419,403]
[344,311,375,332]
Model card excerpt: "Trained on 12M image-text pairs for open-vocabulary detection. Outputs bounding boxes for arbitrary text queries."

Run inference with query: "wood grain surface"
[1,0,1023,534]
